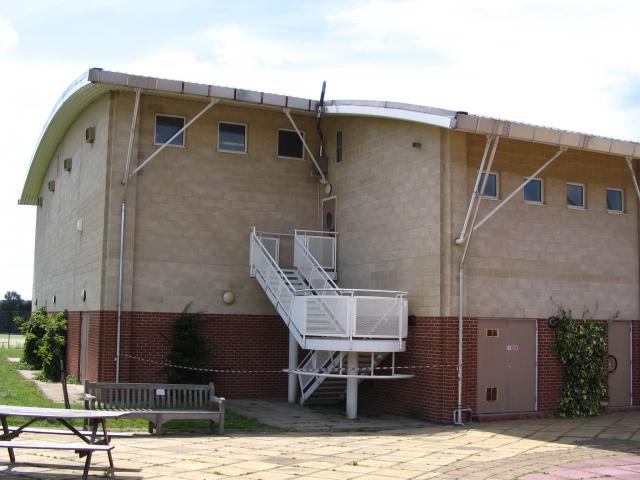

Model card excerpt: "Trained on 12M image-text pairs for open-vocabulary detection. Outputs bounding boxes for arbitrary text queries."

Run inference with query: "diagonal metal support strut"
[130,99,219,177]
[283,108,327,183]
[625,157,640,202]
[471,146,567,234]
[456,135,494,245]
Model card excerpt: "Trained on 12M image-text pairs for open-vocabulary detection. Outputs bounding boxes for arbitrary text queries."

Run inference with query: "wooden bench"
[84,381,225,435]
[0,440,114,479]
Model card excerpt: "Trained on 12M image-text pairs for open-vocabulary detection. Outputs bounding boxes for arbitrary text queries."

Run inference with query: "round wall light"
[324,182,332,195]
[222,291,235,305]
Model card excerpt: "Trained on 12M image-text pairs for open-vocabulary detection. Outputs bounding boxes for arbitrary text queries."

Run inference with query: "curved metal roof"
[19,68,640,206]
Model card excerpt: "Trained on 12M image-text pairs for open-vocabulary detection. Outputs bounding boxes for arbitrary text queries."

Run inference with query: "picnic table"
[0,405,128,479]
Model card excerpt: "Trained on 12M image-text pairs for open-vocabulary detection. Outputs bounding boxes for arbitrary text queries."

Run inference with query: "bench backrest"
[84,382,215,410]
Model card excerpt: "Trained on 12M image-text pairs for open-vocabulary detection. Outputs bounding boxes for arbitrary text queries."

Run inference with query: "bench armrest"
[210,395,225,408]
[84,394,96,410]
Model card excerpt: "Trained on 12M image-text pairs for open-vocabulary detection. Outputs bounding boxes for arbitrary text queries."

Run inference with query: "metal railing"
[293,230,407,344]
[250,227,408,345]
[295,229,337,272]
[250,229,299,336]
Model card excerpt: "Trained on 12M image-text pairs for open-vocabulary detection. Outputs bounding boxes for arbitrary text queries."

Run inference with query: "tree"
[0,291,31,312]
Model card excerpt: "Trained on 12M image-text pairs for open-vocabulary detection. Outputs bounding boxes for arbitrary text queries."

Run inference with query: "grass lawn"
[0,348,281,433]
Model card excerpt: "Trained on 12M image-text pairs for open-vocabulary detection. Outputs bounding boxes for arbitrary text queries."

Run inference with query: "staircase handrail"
[294,233,339,291]
[294,288,407,297]
[251,231,297,293]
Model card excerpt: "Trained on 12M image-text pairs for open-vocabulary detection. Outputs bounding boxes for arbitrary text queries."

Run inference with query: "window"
[277,129,304,159]
[486,328,499,337]
[478,172,499,199]
[336,130,343,163]
[218,122,247,154]
[606,188,623,213]
[155,114,185,146]
[523,178,543,204]
[477,172,498,199]
[567,183,585,209]
[486,387,498,402]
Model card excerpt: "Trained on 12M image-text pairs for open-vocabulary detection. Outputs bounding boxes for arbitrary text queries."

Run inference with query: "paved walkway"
[2,411,640,479]
[16,367,85,404]
[229,399,430,431]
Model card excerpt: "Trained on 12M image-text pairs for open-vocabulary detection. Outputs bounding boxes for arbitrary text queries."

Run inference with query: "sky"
[0,0,639,299]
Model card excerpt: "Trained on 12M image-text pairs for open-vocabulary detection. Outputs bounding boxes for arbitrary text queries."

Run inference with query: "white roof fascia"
[324,103,455,129]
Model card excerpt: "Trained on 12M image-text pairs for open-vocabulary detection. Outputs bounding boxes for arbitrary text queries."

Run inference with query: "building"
[20,68,640,423]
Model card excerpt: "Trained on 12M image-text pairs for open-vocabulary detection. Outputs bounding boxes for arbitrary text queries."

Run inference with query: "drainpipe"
[115,88,141,383]
[453,136,499,425]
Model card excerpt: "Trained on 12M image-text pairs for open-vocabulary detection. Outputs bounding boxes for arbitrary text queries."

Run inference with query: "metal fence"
[0,310,29,348]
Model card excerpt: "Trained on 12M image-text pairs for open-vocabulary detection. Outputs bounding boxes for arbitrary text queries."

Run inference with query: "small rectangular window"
[567,183,585,209]
[486,386,498,402]
[278,129,304,160]
[486,328,499,337]
[477,172,499,199]
[524,178,543,204]
[606,188,623,213]
[218,122,247,154]
[336,130,343,163]
[155,114,185,146]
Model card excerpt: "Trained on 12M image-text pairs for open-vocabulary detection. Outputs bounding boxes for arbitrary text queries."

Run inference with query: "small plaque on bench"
[155,388,165,396]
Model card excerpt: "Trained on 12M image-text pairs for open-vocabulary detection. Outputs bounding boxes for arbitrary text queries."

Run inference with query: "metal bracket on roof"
[283,108,327,184]
[129,99,218,177]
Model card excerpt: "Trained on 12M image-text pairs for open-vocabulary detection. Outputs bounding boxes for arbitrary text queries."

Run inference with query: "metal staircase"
[250,227,411,416]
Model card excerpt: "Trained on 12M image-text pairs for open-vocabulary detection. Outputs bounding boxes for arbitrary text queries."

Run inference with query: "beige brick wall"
[33,94,110,311]
[324,116,443,317]
[449,133,639,320]
[103,93,320,314]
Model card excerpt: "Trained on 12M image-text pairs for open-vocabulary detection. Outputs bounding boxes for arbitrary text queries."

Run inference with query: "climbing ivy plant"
[553,306,609,418]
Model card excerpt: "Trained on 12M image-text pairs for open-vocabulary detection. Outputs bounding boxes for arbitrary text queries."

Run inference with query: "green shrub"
[19,308,67,381]
[165,312,210,384]
[553,306,609,417]
[19,308,48,369]
[38,311,67,381]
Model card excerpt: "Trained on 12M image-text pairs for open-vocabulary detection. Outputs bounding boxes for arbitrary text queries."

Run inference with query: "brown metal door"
[505,319,536,412]
[322,196,336,232]
[477,319,536,414]
[477,319,508,413]
[608,321,631,407]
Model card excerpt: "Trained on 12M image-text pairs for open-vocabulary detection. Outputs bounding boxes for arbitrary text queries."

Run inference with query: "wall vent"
[85,126,95,143]
[63,158,72,172]
[47,181,55,192]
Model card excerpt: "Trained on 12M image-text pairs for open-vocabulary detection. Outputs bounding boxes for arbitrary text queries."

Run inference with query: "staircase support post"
[288,332,298,403]
[346,351,359,419]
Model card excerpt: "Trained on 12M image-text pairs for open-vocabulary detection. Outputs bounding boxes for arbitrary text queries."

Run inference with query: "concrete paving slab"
[2,410,640,479]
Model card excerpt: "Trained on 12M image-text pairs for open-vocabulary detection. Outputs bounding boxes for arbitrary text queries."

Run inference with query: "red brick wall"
[537,318,565,415]
[65,311,81,379]
[66,311,289,399]
[359,317,477,423]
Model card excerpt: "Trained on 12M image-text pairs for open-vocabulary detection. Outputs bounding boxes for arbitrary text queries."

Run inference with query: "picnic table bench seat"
[0,440,113,479]
[84,381,225,435]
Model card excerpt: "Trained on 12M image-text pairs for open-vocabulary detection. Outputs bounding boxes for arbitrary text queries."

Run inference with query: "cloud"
[0,13,18,53]
[324,0,640,141]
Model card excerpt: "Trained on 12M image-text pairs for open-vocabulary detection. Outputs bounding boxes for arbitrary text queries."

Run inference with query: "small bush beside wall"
[165,312,210,384]
[19,308,67,381]
[553,306,608,417]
